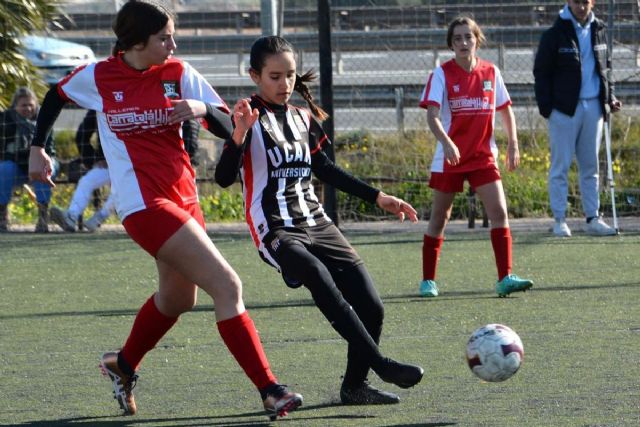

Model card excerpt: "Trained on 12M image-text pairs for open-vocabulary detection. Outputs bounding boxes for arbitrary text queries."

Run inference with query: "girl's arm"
[168,99,233,140]
[427,105,460,166]
[214,99,258,188]
[498,105,520,171]
[29,85,67,186]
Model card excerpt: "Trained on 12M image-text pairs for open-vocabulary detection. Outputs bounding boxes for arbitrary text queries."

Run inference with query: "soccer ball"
[465,323,524,382]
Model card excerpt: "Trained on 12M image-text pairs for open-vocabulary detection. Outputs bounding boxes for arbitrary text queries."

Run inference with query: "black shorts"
[263,223,363,287]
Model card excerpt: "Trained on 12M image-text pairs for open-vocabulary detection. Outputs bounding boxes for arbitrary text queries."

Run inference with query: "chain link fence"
[50,0,640,221]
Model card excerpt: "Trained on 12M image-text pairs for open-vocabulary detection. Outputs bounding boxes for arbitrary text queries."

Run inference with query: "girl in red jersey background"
[418,16,534,298]
[28,0,301,420]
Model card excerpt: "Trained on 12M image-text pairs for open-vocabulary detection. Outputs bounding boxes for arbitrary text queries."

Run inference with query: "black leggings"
[272,239,385,387]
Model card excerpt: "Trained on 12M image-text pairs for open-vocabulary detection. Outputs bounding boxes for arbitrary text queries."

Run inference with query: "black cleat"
[261,383,303,421]
[374,358,424,389]
[340,381,400,405]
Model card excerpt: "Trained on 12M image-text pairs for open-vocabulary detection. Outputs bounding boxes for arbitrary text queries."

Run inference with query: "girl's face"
[451,24,477,62]
[251,51,296,105]
[14,96,37,119]
[136,19,177,67]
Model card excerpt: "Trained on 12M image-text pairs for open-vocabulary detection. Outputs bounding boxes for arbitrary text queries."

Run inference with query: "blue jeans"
[0,159,60,205]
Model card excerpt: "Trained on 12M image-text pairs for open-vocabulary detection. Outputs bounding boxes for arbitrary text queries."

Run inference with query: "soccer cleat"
[261,383,303,421]
[49,207,76,232]
[340,381,400,405]
[374,358,424,389]
[585,217,617,236]
[496,274,533,298]
[552,221,571,237]
[419,279,439,297]
[84,211,104,232]
[99,352,138,416]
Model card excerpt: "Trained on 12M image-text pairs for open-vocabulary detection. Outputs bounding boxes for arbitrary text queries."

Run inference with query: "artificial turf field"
[1,227,639,426]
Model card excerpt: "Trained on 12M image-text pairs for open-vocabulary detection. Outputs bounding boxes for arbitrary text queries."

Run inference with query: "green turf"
[1,229,639,426]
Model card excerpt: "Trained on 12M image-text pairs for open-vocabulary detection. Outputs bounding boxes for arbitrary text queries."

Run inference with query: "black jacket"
[0,109,55,171]
[533,15,616,119]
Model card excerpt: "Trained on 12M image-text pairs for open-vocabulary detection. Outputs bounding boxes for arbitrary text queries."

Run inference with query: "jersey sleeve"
[494,66,512,110]
[419,67,445,110]
[180,61,229,113]
[57,63,104,112]
[308,113,330,155]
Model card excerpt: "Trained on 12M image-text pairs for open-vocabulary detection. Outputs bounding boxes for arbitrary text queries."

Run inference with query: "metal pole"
[261,0,278,36]
[318,0,338,224]
[604,0,619,233]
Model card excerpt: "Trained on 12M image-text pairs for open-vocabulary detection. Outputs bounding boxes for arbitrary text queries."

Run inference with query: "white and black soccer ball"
[466,323,524,382]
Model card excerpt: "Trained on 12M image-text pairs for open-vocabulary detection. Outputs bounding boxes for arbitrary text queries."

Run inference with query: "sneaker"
[261,383,303,421]
[585,217,617,236]
[340,381,400,405]
[553,221,571,237]
[49,207,76,232]
[419,279,439,297]
[84,212,104,232]
[374,358,424,389]
[99,352,138,416]
[496,274,533,298]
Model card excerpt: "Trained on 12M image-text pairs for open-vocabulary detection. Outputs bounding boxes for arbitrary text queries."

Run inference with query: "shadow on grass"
[2,282,639,321]
[7,401,456,427]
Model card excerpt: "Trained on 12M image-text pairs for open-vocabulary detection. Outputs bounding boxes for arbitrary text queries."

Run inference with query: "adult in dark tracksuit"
[533,0,621,237]
[216,35,424,405]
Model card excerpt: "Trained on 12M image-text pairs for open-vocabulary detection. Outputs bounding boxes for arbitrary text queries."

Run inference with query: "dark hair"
[446,16,486,50]
[249,35,328,121]
[111,0,175,56]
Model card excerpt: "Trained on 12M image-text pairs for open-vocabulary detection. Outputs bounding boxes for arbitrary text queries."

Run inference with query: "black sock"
[117,352,135,376]
[586,217,596,223]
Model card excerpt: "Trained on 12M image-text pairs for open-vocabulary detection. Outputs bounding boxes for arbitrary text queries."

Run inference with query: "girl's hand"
[376,192,418,223]
[28,146,55,187]
[231,98,259,146]
[443,140,461,166]
[168,99,206,124]
[506,142,520,171]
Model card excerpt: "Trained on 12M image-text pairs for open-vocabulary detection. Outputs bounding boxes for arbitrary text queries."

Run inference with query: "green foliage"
[0,0,63,109]
[6,119,640,224]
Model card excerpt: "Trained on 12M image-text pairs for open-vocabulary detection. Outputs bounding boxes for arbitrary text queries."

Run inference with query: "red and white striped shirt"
[57,55,227,219]
[419,58,511,172]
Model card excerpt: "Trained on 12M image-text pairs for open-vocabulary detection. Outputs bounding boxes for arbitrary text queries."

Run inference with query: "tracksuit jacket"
[533,12,617,119]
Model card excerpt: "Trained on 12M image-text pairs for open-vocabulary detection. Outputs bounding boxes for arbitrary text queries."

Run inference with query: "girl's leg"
[275,241,423,388]
[155,219,276,389]
[475,180,510,279]
[333,264,384,387]
[476,181,533,295]
[422,190,455,287]
[68,167,111,218]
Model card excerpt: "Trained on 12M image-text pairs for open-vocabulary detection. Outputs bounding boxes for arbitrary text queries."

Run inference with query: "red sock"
[120,295,178,372]
[491,227,512,281]
[422,235,444,280]
[217,311,277,391]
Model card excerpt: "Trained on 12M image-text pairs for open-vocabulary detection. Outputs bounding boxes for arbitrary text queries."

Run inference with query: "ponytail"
[294,71,329,121]
[112,39,124,56]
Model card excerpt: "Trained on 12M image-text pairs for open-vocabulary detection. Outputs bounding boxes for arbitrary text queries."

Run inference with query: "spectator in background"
[0,87,58,232]
[50,110,201,232]
[534,0,622,237]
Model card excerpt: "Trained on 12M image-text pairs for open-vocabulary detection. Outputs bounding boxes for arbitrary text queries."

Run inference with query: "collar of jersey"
[252,94,288,114]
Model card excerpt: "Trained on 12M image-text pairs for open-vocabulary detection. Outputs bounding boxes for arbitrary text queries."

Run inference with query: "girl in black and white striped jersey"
[216,35,424,405]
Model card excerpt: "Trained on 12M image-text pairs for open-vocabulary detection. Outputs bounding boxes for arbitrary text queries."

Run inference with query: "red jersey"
[57,55,227,219]
[419,58,511,173]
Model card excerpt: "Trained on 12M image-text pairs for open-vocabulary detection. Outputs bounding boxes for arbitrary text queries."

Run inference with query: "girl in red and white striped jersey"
[216,35,424,405]
[28,0,301,420]
[418,16,533,298]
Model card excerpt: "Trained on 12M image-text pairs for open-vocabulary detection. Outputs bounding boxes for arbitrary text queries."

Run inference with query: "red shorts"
[429,167,501,193]
[123,202,205,257]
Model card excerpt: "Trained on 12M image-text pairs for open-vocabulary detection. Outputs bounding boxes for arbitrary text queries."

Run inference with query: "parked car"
[21,35,96,85]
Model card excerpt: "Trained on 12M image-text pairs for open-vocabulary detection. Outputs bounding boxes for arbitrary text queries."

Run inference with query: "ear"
[249,68,260,84]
